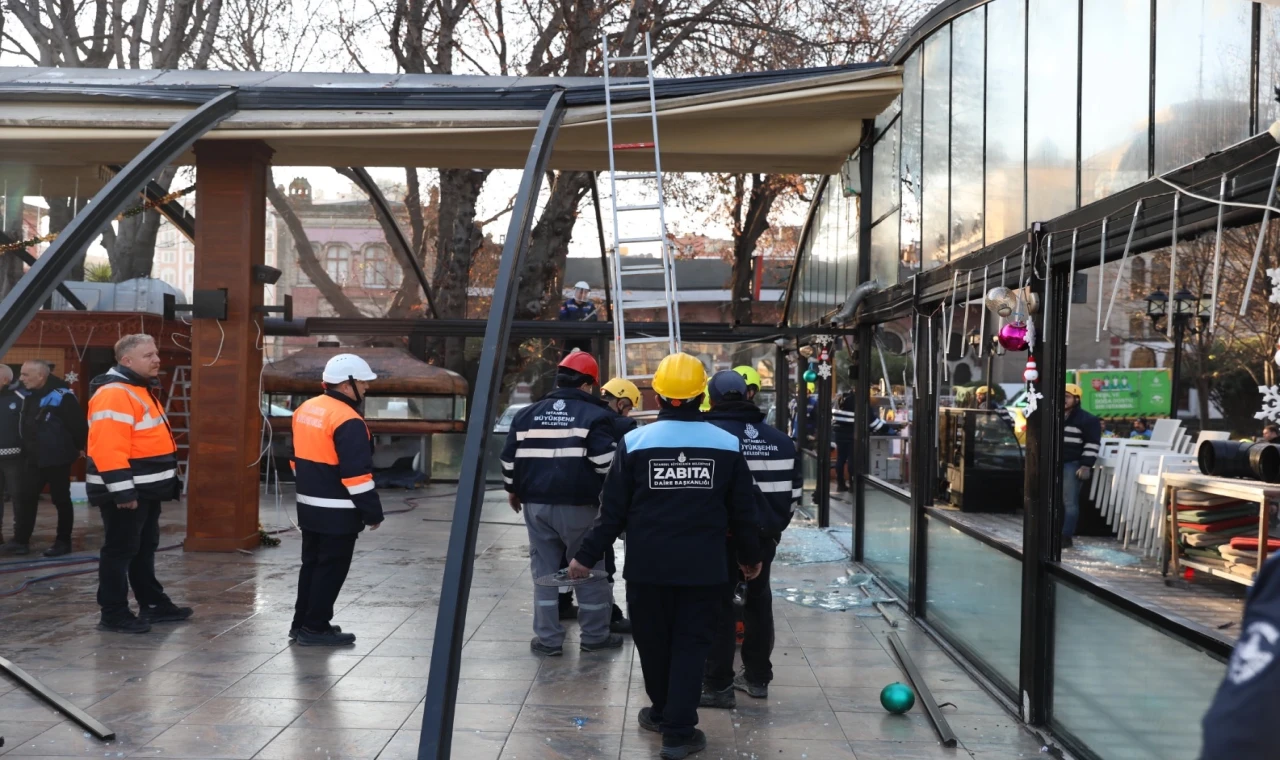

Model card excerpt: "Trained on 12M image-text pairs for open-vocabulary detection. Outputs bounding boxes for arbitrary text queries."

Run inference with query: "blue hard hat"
[708,370,749,405]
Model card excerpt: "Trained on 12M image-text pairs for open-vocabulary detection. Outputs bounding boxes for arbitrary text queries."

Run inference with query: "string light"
[0,185,195,254]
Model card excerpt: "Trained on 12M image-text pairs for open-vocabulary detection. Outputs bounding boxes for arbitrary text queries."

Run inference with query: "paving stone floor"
[0,485,1045,759]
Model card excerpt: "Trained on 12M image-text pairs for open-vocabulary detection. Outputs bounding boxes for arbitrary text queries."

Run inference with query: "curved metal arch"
[888,0,990,65]
[0,90,239,355]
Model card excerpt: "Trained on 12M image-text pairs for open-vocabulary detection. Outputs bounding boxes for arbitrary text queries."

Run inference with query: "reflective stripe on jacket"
[704,401,801,540]
[291,390,383,535]
[499,388,618,505]
[1063,406,1102,467]
[86,367,178,505]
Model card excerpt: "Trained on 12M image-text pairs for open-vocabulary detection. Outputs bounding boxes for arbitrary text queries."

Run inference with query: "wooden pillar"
[186,140,273,552]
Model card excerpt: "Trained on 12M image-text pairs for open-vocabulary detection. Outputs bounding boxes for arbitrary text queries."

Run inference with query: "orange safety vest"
[86,369,179,505]
[291,392,382,534]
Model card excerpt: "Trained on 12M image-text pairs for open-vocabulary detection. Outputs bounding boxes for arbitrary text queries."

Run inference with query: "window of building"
[325,244,350,283]
[157,226,177,248]
[921,26,951,267]
[160,250,174,264]
[161,270,175,285]
[186,249,194,264]
[363,246,394,288]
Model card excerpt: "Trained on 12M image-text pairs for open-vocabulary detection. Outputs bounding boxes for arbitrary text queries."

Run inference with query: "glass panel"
[1080,0,1151,204]
[873,117,901,221]
[985,0,1026,244]
[950,8,985,259]
[875,94,902,137]
[1260,6,1280,131]
[922,26,952,266]
[870,315,913,492]
[1051,579,1225,760]
[924,515,1021,693]
[1027,0,1079,222]
[901,50,924,273]
[365,396,459,421]
[1155,0,1250,174]
[863,484,911,597]
[871,213,900,288]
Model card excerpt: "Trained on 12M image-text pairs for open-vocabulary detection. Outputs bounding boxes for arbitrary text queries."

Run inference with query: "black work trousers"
[704,551,776,690]
[835,439,852,489]
[97,498,170,621]
[16,462,73,545]
[627,582,719,739]
[293,530,358,632]
[0,457,23,539]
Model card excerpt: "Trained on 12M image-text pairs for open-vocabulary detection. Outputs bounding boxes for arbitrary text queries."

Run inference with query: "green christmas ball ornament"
[880,682,915,714]
[803,364,818,383]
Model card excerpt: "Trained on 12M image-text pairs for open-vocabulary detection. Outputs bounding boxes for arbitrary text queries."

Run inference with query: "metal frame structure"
[418,90,568,760]
[0,230,85,309]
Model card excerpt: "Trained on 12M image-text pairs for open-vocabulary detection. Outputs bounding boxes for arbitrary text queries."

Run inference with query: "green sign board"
[1075,369,1172,418]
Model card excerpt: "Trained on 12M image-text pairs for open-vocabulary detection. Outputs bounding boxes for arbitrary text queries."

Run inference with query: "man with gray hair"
[0,365,25,545]
[2,360,86,557]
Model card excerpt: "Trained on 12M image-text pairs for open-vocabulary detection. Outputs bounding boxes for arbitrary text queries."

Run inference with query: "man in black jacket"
[571,353,763,760]
[3,361,86,557]
[700,370,800,708]
[501,349,623,656]
[0,366,25,545]
[1062,383,1101,548]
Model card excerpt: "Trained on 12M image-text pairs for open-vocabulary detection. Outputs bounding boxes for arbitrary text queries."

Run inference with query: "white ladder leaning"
[601,30,682,382]
[165,365,192,495]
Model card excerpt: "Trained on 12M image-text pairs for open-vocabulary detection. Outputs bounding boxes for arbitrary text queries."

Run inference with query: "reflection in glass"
[924,515,1021,694]
[864,485,911,597]
[950,9,984,258]
[1080,0,1150,204]
[1027,0,1079,221]
[922,27,951,266]
[1051,580,1224,760]
[873,123,900,227]
[901,50,923,273]
[1155,0,1250,174]
[869,316,913,491]
[871,212,900,288]
[985,0,1026,244]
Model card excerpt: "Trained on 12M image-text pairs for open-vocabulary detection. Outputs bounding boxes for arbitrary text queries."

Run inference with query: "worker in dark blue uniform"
[1062,383,1101,548]
[570,353,763,760]
[1200,553,1280,760]
[501,349,623,656]
[699,370,799,709]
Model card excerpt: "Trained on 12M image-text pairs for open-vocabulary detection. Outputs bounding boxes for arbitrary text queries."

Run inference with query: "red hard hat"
[558,350,599,384]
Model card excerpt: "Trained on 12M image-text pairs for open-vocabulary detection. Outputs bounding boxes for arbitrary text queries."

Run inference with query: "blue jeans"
[1062,462,1082,538]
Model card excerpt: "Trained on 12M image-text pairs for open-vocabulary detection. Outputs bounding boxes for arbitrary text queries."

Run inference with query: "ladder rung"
[615,173,657,180]
[608,82,650,91]
[618,265,666,275]
[616,204,661,212]
[619,299,671,310]
[617,235,665,245]
[623,336,670,345]
[611,112,654,121]
[609,55,648,63]
[613,142,655,150]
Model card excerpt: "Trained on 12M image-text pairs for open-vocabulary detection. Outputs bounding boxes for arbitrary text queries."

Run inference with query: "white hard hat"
[323,353,377,384]
[574,281,590,290]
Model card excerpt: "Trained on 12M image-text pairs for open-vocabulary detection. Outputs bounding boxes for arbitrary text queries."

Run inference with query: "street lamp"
[1144,288,1210,417]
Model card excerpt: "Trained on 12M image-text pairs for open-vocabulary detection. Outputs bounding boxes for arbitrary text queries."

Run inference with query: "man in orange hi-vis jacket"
[289,353,384,646]
[87,334,190,634]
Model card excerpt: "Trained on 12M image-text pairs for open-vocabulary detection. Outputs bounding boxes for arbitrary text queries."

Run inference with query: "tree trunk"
[0,187,28,298]
[728,174,783,366]
[265,181,365,319]
[516,171,592,321]
[107,167,175,281]
[43,197,84,281]
[431,168,490,375]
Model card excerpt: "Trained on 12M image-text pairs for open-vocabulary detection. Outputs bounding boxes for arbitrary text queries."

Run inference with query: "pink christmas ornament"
[998,322,1029,352]
[1023,357,1040,383]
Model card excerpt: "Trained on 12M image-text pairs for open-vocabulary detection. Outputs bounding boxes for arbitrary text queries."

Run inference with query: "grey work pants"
[524,502,611,647]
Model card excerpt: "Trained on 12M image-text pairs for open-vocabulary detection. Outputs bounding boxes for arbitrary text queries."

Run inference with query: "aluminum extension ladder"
[601,31,682,382]
[164,365,191,495]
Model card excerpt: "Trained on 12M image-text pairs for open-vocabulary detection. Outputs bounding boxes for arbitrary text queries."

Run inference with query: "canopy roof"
[263,346,468,396]
[0,64,900,193]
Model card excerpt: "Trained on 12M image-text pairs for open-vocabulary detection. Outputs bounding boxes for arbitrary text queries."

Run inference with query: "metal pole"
[816,352,833,528]
[588,173,614,322]
[0,90,238,356]
[418,91,567,760]
[1171,319,1185,419]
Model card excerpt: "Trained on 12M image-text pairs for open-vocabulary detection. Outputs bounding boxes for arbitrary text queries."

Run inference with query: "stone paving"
[0,485,1045,759]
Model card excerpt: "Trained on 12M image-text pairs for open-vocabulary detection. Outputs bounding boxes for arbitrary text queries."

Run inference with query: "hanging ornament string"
[927,315,934,396]
[960,270,972,358]
[945,270,960,361]
[1168,193,1180,340]
[65,324,95,364]
[0,184,196,254]
[978,264,989,358]
[1210,175,1227,334]
[1102,200,1144,333]
[1095,217,1109,343]
[1065,229,1079,347]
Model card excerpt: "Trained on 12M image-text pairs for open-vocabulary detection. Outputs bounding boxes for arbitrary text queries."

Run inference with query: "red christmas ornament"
[1023,356,1040,383]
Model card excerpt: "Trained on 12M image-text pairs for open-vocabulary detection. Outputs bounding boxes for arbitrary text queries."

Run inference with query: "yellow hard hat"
[733,365,762,390]
[1065,383,1083,398]
[652,352,707,401]
[807,382,815,393]
[601,377,642,410]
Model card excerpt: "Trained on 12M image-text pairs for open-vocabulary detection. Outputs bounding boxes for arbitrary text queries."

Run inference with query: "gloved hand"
[1076,466,1092,480]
